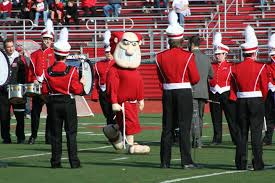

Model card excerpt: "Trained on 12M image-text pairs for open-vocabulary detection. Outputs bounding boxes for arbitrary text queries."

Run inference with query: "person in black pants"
[0,39,26,144]
[42,27,85,168]
[64,0,79,26]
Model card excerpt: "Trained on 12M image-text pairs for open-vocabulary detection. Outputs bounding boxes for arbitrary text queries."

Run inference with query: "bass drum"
[0,50,10,86]
[79,59,93,95]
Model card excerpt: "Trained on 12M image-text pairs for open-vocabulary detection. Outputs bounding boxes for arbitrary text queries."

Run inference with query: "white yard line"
[0,145,112,161]
[111,157,129,161]
[160,165,275,183]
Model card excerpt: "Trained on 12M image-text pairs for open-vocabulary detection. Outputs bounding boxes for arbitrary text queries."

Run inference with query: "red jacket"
[266,61,275,92]
[209,60,233,94]
[106,64,144,104]
[156,48,200,90]
[28,47,55,83]
[229,57,269,101]
[91,59,114,101]
[42,62,84,95]
[0,1,12,14]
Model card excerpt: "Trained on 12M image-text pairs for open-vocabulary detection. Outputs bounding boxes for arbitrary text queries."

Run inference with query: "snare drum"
[24,83,41,97]
[7,84,26,104]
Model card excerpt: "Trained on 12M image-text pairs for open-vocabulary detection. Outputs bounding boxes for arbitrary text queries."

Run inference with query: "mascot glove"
[112,103,122,112]
[138,99,144,111]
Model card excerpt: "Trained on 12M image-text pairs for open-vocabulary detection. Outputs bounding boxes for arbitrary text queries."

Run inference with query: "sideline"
[0,145,112,161]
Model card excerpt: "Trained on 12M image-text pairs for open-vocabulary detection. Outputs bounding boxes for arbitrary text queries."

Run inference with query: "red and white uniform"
[106,64,144,135]
[42,62,84,95]
[266,61,275,92]
[91,59,114,100]
[28,48,55,83]
[209,61,233,94]
[155,48,200,88]
[229,57,269,101]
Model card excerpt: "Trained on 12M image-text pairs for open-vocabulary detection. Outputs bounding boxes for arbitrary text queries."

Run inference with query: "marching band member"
[91,30,116,125]
[0,39,26,144]
[156,10,200,169]
[262,33,275,146]
[42,27,85,168]
[27,19,55,144]
[209,32,240,146]
[103,31,150,154]
[230,26,268,171]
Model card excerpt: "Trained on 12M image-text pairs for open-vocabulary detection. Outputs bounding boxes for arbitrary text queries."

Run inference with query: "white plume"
[59,27,69,42]
[45,19,54,34]
[168,10,178,26]
[213,32,222,46]
[103,30,111,45]
[268,33,275,48]
[244,25,258,44]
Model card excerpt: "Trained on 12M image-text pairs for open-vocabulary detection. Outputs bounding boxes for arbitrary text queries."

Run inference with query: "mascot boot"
[127,135,150,154]
[103,124,123,150]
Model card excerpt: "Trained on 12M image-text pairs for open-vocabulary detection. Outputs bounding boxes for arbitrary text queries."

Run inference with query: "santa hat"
[213,32,229,54]
[240,25,258,53]
[166,10,184,40]
[109,32,142,54]
[41,19,54,39]
[103,30,111,52]
[268,33,275,56]
[54,27,71,56]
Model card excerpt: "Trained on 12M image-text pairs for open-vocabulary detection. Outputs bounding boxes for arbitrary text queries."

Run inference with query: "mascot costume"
[102,31,150,154]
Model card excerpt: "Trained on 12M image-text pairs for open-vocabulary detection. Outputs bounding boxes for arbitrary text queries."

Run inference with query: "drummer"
[0,38,26,144]
[27,19,55,144]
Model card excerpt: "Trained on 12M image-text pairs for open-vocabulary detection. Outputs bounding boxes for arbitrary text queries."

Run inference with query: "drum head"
[80,60,93,95]
[0,50,10,86]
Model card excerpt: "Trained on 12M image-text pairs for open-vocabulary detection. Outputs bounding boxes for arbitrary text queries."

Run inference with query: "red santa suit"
[107,64,144,135]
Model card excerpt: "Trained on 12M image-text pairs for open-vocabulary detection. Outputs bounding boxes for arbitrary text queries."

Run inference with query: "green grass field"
[1,113,275,183]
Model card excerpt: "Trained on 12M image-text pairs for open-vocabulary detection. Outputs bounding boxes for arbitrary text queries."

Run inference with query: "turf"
[1,113,275,183]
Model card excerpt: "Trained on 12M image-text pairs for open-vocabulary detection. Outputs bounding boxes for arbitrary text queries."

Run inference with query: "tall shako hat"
[104,30,111,52]
[268,33,275,56]
[54,27,71,56]
[41,19,54,39]
[213,32,229,54]
[166,10,184,40]
[241,25,258,53]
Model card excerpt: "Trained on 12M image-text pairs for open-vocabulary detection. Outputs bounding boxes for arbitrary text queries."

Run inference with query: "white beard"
[114,48,141,69]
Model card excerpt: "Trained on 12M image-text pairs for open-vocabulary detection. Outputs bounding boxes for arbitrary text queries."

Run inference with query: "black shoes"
[160,164,170,168]
[51,163,62,168]
[2,139,11,144]
[17,139,25,144]
[28,137,36,144]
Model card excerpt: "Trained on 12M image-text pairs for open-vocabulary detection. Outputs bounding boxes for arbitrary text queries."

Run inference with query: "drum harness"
[47,65,75,99]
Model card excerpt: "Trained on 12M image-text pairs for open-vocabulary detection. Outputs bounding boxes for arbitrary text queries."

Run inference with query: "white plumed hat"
[41,19,54,39]
[240,25,258,53]
[213,32,229,54]
[166,10,184,40]
[103,30,111,52]
[268,33,275,56]
[54,27,71,56]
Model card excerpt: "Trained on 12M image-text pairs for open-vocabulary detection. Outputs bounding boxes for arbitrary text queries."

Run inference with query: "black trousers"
[47,95,80,168]
[99,90,116,125]
[209,91,240,145]
[0,92,25,142]
[263,91,275,143]
[235,97,265,170]
[160,89,194,166]
[31,96,51,141]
